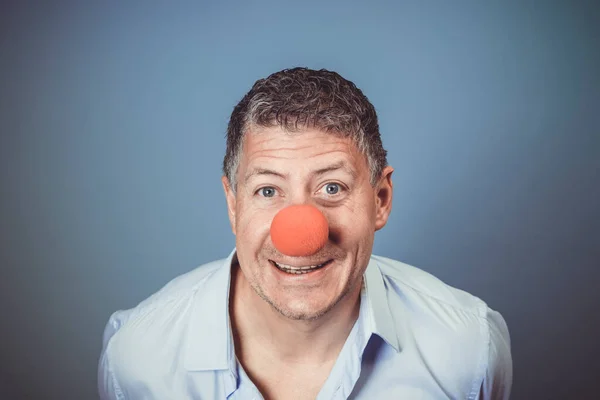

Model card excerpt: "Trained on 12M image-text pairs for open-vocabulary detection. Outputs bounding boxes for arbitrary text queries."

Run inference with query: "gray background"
[1,1,598,399]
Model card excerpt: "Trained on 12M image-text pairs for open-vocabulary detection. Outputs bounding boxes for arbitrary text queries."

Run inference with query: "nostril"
[270,205,329,257]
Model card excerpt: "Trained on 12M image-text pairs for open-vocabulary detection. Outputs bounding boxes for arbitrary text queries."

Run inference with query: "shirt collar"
[185,248,237,372]
[184,249,400,372]
[363,256,401,352]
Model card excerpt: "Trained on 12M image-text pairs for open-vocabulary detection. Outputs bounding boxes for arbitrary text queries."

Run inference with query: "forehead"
[237,127,370,182]
[241,126,364,163]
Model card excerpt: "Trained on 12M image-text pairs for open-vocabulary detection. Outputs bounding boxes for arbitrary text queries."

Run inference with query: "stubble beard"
[249,273,357,321]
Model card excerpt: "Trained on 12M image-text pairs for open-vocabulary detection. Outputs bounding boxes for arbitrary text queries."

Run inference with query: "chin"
[269,295,341,321]
[274,305,329,321]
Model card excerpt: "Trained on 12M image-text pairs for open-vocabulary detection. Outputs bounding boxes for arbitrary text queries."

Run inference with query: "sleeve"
[98,311,127,400]
[477,308,513,400]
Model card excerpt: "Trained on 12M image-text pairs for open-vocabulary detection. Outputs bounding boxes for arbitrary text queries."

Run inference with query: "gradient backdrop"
[1,2,598,399]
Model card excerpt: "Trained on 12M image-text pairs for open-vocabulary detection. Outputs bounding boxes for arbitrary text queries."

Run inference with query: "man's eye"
[323,183,341,195]
[258,187,277,198]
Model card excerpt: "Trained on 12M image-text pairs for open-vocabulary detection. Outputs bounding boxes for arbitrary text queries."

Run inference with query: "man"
[98,68,512,399]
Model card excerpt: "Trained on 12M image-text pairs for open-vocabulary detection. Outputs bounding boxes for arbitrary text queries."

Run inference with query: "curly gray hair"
[223,67,388,192]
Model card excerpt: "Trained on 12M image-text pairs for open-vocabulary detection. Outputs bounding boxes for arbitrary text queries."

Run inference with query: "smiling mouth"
[270,259,333,274]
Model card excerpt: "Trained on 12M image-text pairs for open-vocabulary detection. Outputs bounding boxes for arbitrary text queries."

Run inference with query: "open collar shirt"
[99,249,512,399]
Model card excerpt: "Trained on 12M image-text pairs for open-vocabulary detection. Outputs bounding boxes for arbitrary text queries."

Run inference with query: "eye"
[322,183,341,196]
[257,187,277,198]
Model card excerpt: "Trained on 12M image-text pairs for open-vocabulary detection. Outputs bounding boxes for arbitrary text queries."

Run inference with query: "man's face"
[223,127,393,320]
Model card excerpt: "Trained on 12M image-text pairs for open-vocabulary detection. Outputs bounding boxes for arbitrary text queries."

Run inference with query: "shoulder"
[372,254,486,315]
[98,257,227,391]
[370,254,512,398]
[102,257,224,342]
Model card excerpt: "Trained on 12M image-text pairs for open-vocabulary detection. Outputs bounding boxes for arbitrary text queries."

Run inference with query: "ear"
[374,166,394,231]
[222,176,237,235]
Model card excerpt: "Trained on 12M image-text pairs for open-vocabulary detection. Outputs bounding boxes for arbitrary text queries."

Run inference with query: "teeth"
[278,263,322,270]
[273,261,328,274]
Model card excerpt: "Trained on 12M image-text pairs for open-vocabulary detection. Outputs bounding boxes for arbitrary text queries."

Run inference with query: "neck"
[230,263,361,366]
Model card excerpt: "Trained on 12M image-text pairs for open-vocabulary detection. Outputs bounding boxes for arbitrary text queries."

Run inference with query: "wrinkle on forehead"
[249,136,352,151]
[244,130,359,158]
[248,149,355,161]
[238,127,369,186]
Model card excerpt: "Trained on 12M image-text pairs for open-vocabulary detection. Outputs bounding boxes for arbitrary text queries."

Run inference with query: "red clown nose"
[270,205,329,257]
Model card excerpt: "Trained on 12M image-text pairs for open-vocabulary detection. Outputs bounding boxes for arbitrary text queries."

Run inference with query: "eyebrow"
[313,160,357,178]
[244,160,357,184]
[244,168,288,184]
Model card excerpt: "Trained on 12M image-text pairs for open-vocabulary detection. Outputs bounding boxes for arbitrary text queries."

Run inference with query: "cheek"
[327,200,376,245]
[236,200,277,246]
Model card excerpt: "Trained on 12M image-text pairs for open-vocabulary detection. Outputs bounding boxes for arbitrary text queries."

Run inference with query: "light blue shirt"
[98,249,512,399]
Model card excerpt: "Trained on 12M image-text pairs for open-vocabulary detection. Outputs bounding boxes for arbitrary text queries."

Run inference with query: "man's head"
[223,68,388,192]
[222,68,394,321]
